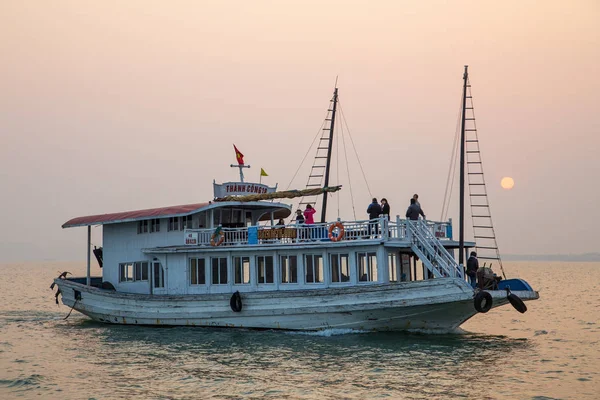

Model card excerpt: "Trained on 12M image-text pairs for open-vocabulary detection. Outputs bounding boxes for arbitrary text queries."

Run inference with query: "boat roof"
[62,201,292,228]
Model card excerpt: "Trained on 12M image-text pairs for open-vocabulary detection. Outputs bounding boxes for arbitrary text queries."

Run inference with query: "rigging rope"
[341,116,357,220]
[338,101,373,198]
[440,92,464,221]
[336,116,340,218]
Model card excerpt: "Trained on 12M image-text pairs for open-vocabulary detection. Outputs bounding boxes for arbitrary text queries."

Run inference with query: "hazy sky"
[1,0,598,262]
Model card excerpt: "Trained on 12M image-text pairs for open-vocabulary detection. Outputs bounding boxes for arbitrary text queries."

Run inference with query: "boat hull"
[55,278,539,332]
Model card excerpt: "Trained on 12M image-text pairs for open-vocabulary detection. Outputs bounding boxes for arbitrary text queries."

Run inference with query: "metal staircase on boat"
[463,79,506,278]
[407,220,464,279]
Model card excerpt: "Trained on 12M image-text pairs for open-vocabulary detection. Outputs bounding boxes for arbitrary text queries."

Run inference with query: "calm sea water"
[0,261,598,400]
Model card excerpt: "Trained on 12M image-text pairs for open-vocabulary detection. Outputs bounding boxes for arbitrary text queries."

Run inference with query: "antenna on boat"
[320,83,339,223]
[459,65,468,266]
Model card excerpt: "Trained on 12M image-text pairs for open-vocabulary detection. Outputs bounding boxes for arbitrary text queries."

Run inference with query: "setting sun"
[501,177,515,190]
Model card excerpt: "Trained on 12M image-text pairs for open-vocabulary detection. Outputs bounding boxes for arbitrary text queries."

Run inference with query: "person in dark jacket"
[466,251,479,288]
[380,198,390,220]
[405,198,425,220]
[367,198,382,236]
[294,209,305,224]
[294,209,306,241]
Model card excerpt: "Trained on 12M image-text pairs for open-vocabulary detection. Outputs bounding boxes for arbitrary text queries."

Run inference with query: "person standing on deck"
[294,209,306,241]
[294,209,305,224]
[303,204,316,224]
[466,251,479,288]
[405,198,425,220]
[367,198,382,236]
[380,198,390,220]
[303,204,316,241]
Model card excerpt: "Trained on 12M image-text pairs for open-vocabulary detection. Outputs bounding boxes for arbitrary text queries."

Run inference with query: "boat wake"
[406,327,468,335]
[285,328,368,337]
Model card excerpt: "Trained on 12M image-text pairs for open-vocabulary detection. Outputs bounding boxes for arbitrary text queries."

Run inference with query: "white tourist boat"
[53,67,538,332]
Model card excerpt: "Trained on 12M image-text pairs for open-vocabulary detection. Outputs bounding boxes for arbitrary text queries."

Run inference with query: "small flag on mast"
[233,145,244,165]
[260,168,268,177]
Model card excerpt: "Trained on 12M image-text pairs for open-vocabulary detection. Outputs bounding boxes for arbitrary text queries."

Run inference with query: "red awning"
[62,202,209,228]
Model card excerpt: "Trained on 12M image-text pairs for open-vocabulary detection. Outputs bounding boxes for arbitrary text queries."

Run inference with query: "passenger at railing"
[275,218,285,228]
[294,209,306,241]
[380,198,390,220]
[406,198,426,220]
[367,198,382,236]
[303,204,316,224]
[304,204,317,241]
[466,251,479,288]
[294,209,305,224]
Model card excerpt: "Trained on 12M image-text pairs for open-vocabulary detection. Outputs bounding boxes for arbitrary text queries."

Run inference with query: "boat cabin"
[63,180,469,297]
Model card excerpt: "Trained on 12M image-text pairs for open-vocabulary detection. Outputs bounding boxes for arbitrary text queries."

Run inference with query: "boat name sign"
[213,182,276,198]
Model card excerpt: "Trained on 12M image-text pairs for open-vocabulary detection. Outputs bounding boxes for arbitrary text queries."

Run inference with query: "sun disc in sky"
[501,177,515,190]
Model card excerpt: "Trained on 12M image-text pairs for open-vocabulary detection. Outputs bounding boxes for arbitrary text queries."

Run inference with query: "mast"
[459,65,468,265]
[320,87,338,223]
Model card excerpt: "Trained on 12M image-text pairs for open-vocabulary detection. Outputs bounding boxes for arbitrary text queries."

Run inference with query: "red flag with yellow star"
[233,144,244,165]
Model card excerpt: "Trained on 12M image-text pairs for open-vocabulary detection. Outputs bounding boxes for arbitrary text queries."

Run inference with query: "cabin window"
[190,258,206,285]
[135,262,149,281]
[119,262,148,282]
[280,255,298,284]
[388,253,398,282]
[256,255,274,284]
[357,252,378,282]
[305,254,323,284]
[211,257,228,285]
[119,263,133,282]
[330,254,350,283]
[151,219,160,233]
[168,217,179,231]
[182,215,192,230]
[137,220,149,234]
[233,256,251,284]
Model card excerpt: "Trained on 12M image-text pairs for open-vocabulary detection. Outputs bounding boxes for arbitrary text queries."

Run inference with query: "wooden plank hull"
[55,278,539,332]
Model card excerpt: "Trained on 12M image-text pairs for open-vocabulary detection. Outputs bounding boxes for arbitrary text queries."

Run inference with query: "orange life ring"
[328,222,345,242]
[210,230,225,246]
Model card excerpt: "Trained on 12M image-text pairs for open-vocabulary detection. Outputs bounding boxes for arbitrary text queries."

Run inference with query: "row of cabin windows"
[188,252,378,286]
[119,261,165,287]
[137,216,194,234]
[137,219,161,234]
[119,261,149,282]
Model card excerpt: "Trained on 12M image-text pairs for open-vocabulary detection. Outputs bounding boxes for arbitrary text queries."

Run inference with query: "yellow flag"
[260,168,268,177]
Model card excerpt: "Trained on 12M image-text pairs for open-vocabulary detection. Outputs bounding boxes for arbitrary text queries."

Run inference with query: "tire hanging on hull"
[474,291,493,313]
[230,291,243,312]
[507,293,527,313]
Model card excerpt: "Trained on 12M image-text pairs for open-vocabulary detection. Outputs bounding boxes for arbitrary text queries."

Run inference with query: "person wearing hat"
[466,251,479,288]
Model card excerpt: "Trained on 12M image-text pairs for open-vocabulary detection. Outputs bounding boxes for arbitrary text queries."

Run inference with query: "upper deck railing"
[183,217,452,247]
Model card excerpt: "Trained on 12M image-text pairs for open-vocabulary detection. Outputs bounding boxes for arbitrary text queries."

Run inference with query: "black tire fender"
[474,291,493,313]
[507,293,527,313]
[230,291,243,312]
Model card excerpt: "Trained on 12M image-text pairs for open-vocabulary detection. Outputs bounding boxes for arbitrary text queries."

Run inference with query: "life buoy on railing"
[474,290,493,313]
[328,221,345,242]
[210,228,225,247]
[230,291,242,312]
